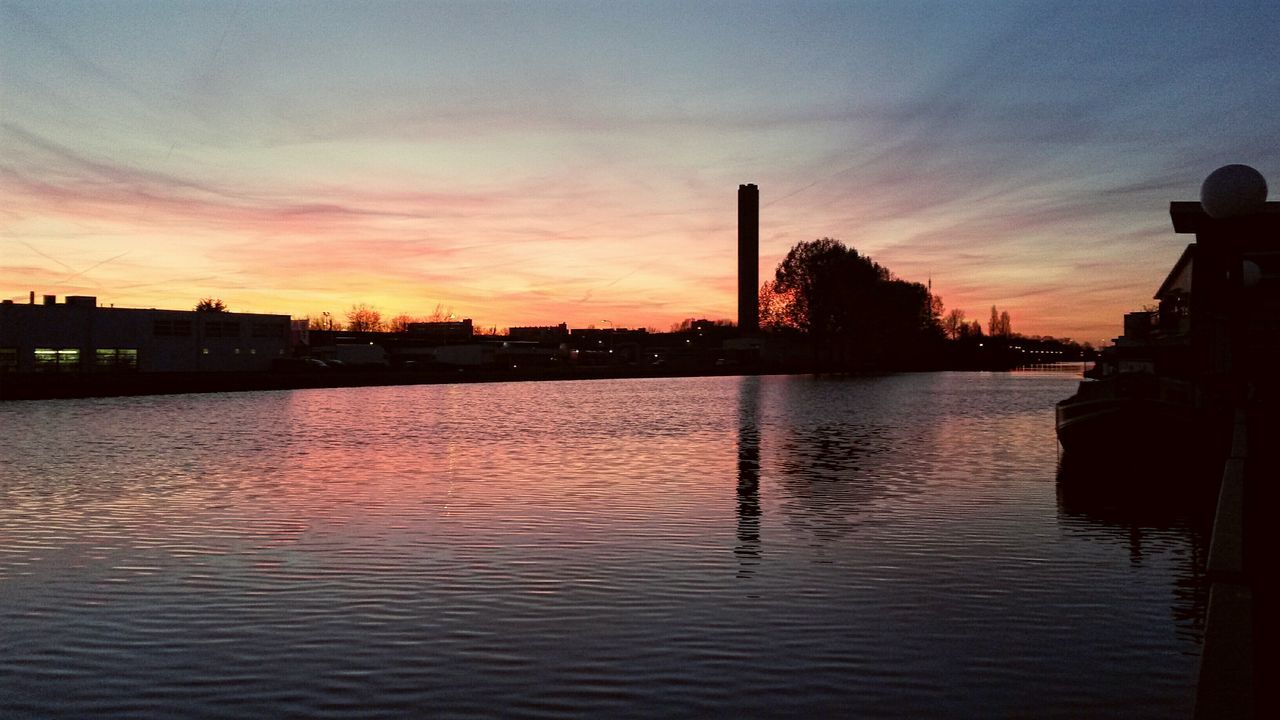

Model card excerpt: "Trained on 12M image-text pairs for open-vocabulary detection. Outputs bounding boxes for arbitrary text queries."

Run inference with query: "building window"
[205,321,241,338]
[202,348,210,355]
[154,319,192,337]
[95,348,138,370]
[0,347,17,371]
[252,322,283,338]
[34,348,80,372]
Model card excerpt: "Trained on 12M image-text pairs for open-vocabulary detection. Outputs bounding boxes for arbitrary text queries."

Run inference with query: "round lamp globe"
[1200,164,1268,219]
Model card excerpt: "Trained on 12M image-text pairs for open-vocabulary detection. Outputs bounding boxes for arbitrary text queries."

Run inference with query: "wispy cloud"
[3,2,1280,340]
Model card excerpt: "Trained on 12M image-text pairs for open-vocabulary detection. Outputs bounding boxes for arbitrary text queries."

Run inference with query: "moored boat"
[1055,372,1198,455]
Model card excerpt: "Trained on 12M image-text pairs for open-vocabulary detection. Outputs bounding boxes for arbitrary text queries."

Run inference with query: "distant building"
[406,319,473,344]
[0,295,290,373]
[508,323,569,343]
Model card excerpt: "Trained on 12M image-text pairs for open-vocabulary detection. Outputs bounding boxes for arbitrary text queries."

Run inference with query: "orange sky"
[4,2,1279,344]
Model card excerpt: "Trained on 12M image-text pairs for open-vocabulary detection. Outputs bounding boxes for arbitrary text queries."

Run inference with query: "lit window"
[95,348,138,371]
[34,348,80,371]
[202,348,210,355]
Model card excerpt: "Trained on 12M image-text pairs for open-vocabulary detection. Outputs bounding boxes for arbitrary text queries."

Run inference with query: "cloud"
[4,2,1280,338]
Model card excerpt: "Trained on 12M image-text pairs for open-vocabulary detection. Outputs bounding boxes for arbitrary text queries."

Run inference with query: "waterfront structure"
[1056,171,1280,453]
[738,183,759,334]
[1053,166,1276,718]
[0,295,290,373]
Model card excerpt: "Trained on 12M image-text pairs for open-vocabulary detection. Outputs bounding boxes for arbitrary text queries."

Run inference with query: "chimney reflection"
[736,376,762,576]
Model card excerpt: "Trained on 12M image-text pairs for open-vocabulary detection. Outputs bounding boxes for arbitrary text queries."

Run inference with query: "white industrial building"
[0,295,290,373]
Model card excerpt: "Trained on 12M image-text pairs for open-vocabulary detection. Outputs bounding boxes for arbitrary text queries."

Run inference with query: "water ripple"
[0,373,1207,718]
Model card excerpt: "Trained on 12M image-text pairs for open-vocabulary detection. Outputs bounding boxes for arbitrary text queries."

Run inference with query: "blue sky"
[3,0,1279,340]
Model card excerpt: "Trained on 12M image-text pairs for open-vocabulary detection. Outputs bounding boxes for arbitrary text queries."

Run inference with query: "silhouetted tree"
[195,298,227,312]
[426,303,454,322]
[759,280,797,332]
[943,308,967,340]
[987,305,1012,337]
[929,294,945,329]
[770,238,886,337]
[764,238,940,368]
[307,313,339,331]
[346,304,385,332]
[388,313,417,333]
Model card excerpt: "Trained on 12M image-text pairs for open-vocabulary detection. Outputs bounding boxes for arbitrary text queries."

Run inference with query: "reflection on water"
[1056,455,1213,646]
[0,373,1208,719]
[735,376,761,575]
[770,376,947,544]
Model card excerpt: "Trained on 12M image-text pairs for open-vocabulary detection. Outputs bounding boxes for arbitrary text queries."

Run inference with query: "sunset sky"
[3,1,1279,343]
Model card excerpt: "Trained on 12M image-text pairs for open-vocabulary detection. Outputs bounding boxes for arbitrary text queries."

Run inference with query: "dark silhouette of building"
[738,183,759,334]
[0,294,289,373]
[508,323,569,343]
[406,319,473,344]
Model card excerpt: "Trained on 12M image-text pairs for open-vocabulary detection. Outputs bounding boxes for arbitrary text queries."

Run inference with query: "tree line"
[303,303,497,334]
[756,237,1089,370]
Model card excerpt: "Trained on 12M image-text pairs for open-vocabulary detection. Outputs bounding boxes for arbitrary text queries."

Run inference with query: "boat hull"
[1055,394,1195,455]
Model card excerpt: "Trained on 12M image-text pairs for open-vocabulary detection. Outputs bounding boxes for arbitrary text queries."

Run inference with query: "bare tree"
[346,304,385,332]
[388,313,417,333]
[426,303,455,322]
[943,309,967,340]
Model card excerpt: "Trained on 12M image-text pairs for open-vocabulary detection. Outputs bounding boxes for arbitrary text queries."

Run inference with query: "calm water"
[0,372,1209,718]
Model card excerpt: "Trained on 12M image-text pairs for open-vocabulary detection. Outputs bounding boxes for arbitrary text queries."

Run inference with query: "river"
[0,371,1209,718]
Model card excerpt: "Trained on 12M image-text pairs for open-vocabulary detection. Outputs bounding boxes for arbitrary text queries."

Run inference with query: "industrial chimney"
[737,184,760,334]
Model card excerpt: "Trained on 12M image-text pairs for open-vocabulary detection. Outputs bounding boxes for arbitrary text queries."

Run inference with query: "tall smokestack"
[738,183,759,334]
